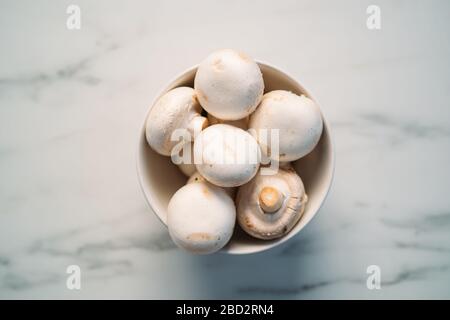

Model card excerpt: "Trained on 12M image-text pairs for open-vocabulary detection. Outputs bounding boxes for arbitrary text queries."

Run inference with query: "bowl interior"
[137,63,334,254]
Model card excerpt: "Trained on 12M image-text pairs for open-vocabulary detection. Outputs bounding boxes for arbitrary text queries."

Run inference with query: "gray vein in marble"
[87,259,132,271]
[0,56,99,91]
[359,112,450,139]
[332,112,450,149]
[236,264,450,296]
[354,201,370,208]
[394,241,450,253]
[382,264,450,287]
[1,210,167,291]
[2,272,60,291]
[0,42,119,100]
[28,211,176,259]
[381,211,450,232]
[0,256,10,266]
[237,279,346,296]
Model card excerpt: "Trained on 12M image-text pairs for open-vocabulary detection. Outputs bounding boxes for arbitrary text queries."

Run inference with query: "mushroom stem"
[188,116,209,137]
[259,186,284,213]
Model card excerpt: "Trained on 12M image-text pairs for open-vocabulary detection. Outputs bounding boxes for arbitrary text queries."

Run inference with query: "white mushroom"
[167,182,236,254]
[236,166,308,240]
[188,171,237,198]
[178,162,196,177]
[195,49,264,120]
[249,90,323,162]
[187,171,207,184]
[194,124,261,187]
[176,143,196,177]
[146,87,208,156]
[207,113,249,130]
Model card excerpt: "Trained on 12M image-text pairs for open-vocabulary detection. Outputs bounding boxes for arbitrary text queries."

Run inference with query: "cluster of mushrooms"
[145,49,323,254]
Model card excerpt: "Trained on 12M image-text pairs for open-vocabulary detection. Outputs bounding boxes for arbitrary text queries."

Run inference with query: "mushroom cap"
[207,113,249,130]
[167,182,236,254]
[178,162,196,177]
[187,171,207,184]
[176,143,196,177]
[194,124,261,187]
[236,167,307,240]
[194,49,264,120]
[188,171,237,198]
[146,87,208,156]
[249,90,323,162]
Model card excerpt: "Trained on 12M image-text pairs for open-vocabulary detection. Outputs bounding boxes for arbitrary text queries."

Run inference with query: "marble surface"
[1,0,450,299]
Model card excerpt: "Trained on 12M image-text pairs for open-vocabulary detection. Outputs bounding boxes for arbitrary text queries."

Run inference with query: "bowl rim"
[136,61,335,255]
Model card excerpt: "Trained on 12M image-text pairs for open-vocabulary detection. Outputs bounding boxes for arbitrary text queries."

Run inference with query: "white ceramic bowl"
[137,62,335,254]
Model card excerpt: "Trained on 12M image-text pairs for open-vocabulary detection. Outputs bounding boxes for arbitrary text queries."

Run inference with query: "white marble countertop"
[1,0,449,299]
